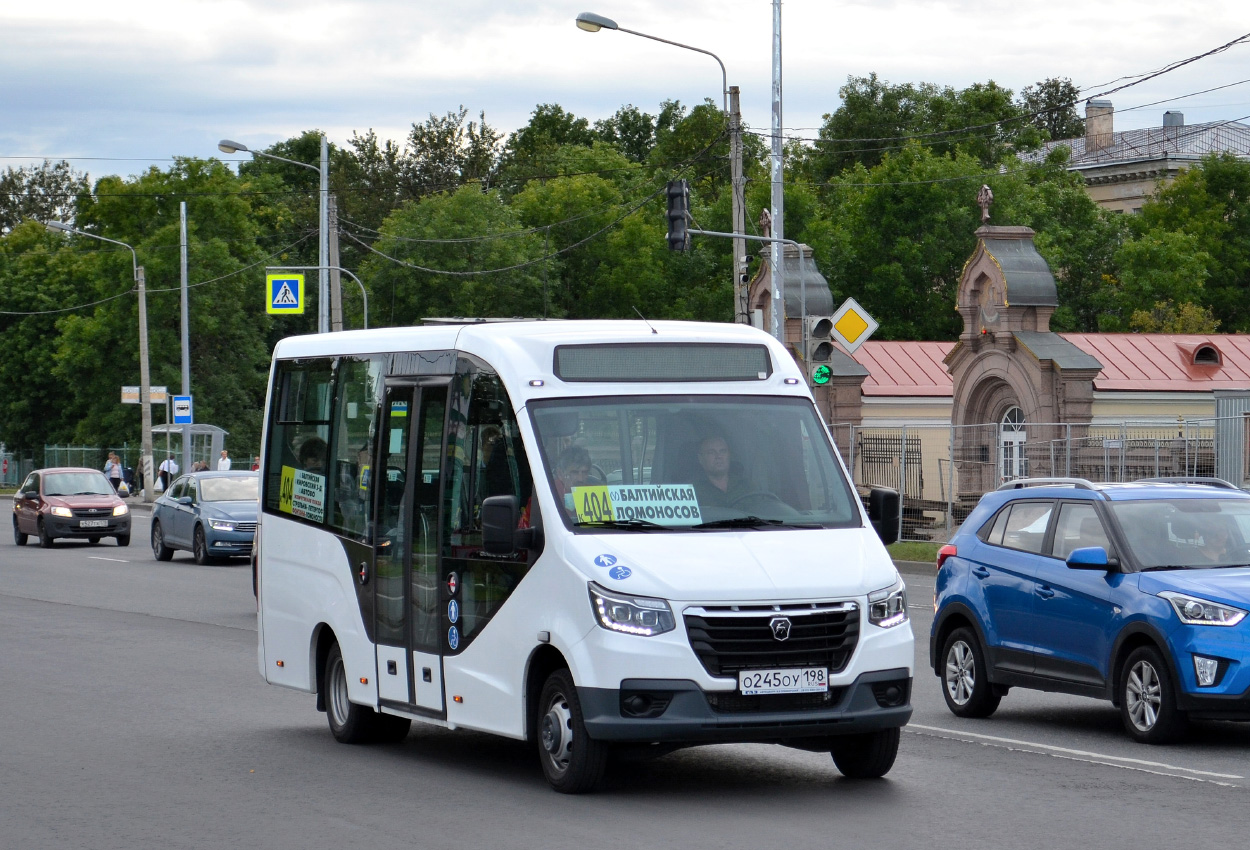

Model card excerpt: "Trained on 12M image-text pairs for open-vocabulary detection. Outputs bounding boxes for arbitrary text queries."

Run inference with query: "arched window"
[1194,345,1220,366]
[1000,406,1027,481]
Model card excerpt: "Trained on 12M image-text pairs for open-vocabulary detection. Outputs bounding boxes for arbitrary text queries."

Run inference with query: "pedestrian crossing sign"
[266,273,304,314]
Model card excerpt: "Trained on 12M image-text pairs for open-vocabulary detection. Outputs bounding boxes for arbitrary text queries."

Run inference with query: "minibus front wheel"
[537,670,607,793]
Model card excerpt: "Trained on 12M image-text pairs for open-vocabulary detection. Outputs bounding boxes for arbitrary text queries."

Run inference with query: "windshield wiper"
[692,516,806,529]
[575,519,667,531]
[1140,565,1191,572]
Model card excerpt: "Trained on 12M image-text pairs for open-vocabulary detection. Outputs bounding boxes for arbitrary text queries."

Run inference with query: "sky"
[3,0,1249,183]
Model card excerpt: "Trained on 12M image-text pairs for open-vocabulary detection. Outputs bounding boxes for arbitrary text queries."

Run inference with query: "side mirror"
[1067,546,1117,571]
[867,487,901,546]
[178,496,193,506]
[481,495,538,555]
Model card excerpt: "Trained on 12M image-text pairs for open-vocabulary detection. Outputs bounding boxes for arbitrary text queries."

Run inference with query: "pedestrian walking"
[158,455,179,491]
[103,452,122,492]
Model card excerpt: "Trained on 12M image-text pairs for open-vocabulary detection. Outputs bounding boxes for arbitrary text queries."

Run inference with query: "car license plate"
[738,667,828,696]
[79,519,108,528]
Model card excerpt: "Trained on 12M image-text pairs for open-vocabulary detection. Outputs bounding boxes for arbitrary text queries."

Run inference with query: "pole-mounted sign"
[266,273,304,315]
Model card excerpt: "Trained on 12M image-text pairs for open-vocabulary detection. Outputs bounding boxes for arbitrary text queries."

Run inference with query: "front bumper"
[205,528,254,556]
[48,515,131,538]
[1167,626,1250,719]
[577,668,912,743]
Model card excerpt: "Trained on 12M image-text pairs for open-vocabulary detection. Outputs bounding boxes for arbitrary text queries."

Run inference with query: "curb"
[893,559,934,577]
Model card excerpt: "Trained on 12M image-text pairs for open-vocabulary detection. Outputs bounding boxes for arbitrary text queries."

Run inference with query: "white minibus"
[255,319,911,792]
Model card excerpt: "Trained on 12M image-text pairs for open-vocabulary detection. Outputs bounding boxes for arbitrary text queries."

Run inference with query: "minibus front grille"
[683,603,860,677]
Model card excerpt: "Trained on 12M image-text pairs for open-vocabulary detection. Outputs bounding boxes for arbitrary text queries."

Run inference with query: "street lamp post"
[219,136,330,333]
[575,12,749,325]
[45,221,155,502]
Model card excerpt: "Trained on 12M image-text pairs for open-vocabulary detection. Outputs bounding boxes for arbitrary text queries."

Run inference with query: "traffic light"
[805,315,835,362]
[665,179,690,251]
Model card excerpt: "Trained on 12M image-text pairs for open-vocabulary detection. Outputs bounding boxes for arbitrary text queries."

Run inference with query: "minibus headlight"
[589,583,676,636]
[868,578,908,629]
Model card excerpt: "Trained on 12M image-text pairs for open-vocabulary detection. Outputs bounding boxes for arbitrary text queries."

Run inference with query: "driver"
[694,435,749,508]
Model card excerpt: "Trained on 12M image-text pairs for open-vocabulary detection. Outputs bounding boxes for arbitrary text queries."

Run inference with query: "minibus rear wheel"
[537,669,607,793]
[325,643,377,744]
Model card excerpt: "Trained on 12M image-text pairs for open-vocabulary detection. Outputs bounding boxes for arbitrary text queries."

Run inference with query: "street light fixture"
[45,221,155,502]
[219,135,330,334]
[575,12,749,328]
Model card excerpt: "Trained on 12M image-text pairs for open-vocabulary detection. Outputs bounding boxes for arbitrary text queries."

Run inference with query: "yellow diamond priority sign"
[830,297,878,354]
[266,273,304,315]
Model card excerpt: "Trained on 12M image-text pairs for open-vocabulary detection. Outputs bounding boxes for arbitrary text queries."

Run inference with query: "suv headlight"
[589,582,675,636]
[868,577,908,628]
[51,506,72,518]
[209,519,236,532]
[1159,591,1246,627]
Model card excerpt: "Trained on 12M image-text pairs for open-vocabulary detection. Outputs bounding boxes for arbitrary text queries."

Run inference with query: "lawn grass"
[887,540,940,564]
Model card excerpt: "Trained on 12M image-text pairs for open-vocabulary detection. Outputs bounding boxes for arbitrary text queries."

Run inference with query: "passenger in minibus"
[298,437,328,476]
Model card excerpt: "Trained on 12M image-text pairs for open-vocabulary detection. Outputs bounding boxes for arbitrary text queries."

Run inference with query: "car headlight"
[51,506,72,518]
[1159,591,1246,627]
[209,519,236,532]
[868,577,908,628]
[113,504,129,516]
[589,582,675,636]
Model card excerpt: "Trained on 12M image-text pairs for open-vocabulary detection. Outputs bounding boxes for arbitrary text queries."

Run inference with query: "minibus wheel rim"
[540,697,573,771]
[328,653,351,727]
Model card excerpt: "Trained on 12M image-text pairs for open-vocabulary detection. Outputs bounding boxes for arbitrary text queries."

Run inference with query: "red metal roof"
[848,334,1250,396]
[850,341,955,396]
[1059,333,1250,392]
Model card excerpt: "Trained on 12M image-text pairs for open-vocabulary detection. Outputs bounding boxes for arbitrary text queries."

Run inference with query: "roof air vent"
[1194,345,1220,366]
[1162,111,1184,128]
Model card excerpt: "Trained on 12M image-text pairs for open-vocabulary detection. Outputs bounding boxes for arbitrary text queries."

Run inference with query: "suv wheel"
[1120,646,1187,744]
[941,627,1001,718]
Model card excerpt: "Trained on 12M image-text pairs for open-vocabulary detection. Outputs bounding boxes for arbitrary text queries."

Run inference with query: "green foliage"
[1129,301,1220,333]
[1019,77,1084,141]
[0,161,90,234]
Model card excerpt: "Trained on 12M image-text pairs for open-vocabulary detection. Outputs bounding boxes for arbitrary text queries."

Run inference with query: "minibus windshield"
[529,395,860,531]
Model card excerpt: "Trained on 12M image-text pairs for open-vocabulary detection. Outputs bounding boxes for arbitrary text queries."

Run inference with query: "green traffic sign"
[811,364,831,385]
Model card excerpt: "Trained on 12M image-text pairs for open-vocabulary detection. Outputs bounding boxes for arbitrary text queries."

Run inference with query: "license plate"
[79,519,108,528]
[738,667,828,696]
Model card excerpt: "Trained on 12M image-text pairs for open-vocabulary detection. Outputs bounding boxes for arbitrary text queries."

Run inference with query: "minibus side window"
[327,356,384,539]
[442,360,534,648]
[264,358,334,524]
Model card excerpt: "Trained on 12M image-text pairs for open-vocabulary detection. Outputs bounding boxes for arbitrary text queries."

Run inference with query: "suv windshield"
[529,395,859,531]
[1110,497,1250,569]
[199,476,259,502]
[44,472,114,497]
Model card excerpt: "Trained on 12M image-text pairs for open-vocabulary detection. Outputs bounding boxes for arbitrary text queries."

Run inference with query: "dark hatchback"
[932,477,1250,743]
[151,471,258,564]
[13,467,132,547]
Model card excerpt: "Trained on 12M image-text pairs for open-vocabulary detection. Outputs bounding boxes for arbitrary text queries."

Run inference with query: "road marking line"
[87,556,129,563]
[908,723,1242,780]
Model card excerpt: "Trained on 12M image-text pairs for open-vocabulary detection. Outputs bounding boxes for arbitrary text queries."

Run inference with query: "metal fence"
[833,418,1233,543]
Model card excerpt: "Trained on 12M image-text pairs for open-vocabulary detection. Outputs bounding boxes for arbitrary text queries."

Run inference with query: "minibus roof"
[271,319,813,403]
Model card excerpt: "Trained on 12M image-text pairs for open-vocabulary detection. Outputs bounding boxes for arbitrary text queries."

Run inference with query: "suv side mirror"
[867,487,900,546]
[1067,546,1118,571]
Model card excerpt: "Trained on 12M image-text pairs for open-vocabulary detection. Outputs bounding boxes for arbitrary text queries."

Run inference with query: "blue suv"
[932,478,1250,743]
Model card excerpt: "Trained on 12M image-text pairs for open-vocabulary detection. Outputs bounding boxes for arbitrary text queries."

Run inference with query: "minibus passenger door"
[373,379,449,717]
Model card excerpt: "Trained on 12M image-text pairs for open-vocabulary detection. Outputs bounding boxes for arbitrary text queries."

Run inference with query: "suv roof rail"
[1134,476,1241,490]
[996,477,1099,491]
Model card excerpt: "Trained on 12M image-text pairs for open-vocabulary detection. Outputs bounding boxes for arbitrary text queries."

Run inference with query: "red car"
[12,467,132,548]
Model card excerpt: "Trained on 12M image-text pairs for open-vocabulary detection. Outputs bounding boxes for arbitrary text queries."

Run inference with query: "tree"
[498,104,598,186]
[1129,301,1220,333]
[593,104,657,163]
[1019,77,1084,141]
[0,161,89,234]
[360,185,549,325]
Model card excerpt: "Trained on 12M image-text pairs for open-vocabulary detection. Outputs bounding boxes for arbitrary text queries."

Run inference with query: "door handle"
[1036,586,1055,599]
[972,566,990,579]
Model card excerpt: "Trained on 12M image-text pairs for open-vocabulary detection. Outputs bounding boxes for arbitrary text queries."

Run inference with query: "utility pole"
[318,134,330,334]
[729,86,747,324]
[328,194,343,332]
[137,266,154,502]
[179,203,191,478]
[769,0,785,343]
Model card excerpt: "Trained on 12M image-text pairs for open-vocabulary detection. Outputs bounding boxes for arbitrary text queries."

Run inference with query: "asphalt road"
[3,508,1248,849]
